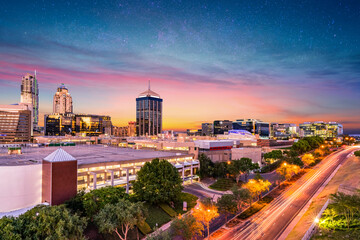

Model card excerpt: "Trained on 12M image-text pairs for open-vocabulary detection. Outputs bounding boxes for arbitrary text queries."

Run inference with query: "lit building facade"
[270,123,298,139]
[0,104,32,143]
[44,114,112,136]
[201,123,213,136]
[0,146,200,212]
[213,120,232,135]
[20,72,39,130]
[53,84,73,114]
[136,86,162,136]
[299,122,343,139]
[232,119,270,138]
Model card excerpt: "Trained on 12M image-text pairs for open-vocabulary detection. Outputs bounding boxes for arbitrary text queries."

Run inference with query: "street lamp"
[314,217,319,223]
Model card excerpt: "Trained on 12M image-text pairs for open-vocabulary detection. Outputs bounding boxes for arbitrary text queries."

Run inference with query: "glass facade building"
[299,122,343,139]
[232,119,270,138]
[213,120,232,135]
[136,87,162,136]
[45,114,112,136]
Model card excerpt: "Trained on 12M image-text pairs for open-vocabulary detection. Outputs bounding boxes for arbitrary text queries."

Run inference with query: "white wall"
[0,164,42,213]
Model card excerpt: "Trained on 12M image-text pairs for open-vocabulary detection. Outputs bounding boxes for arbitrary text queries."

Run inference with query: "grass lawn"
[311,228,360,240]
[174,192,198,214]
[144,204,172,230]
[286,156,360,240]
[209,178,236,191]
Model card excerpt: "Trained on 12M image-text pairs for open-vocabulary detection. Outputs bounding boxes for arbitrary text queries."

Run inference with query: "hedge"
[159,203,177,217]
[137,221,152,235]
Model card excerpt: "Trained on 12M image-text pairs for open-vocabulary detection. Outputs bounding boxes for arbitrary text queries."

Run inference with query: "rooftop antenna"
[34,70,37,78]
[148,80,150,90]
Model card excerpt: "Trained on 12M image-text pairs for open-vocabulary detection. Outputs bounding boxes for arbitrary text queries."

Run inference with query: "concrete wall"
[231,147,262,166]
[0,164,42,212]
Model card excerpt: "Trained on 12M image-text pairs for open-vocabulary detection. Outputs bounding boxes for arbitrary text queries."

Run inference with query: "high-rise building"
[136,84,162,136]
[213,120,232,135]
[201,123,213,136]
[0,104,32,143]
[299,122,343,139]
[128,121,136,137]
[53,84,73,114]
[21,72,39,130]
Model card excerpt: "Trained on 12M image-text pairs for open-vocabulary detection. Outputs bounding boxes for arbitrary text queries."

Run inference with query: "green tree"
[95,199,146,240]
[147,229,172,240]
[82,186,128,218]
[216,194,237,221]
[291,140,311,154]
[212,162,229,178]
[199,153,214,179]
[263,150,283,164]
[228,158,259,183]
[133,158,183,204]
[171,214,203,240]
[231,186,251,211]
[17,205,87,240]
[329,192,359,229]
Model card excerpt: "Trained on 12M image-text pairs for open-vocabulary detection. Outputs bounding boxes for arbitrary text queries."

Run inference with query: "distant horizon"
[1,1,359,132]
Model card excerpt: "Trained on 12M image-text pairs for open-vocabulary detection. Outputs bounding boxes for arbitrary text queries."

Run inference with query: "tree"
[292,140,311,154]
[16,205,87,240]
[287,157,304,167]
[147,229,172,240]
[212,162,229,178]
[228,158,259,184]
[95,199,146,240]
[82,186,128,217]
[192,198,219,240]
[302,153,315,166]
[263,150,283,164]
[133,158,183,204]
[231,186,251,211]
[216,194,237,221]
[244,179,271,205]
[199,153,214,179]
[276,162,300,181]
[171,214,203,240]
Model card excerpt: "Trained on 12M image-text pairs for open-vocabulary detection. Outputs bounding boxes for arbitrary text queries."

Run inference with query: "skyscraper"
[136,83,162,136]
[20,72,39,130]
[53,83,73,114]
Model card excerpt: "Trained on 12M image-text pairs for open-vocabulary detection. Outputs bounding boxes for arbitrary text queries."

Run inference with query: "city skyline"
[1,1,360,133]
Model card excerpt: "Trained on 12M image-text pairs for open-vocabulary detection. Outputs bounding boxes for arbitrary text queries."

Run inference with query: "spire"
[148,80,150,90]
[34,70,36,78]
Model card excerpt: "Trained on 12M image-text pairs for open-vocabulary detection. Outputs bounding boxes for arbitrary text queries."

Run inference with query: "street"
[216,147,357,240]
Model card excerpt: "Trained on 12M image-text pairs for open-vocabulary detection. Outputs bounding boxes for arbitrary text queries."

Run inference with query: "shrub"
[355,150,360,157]
[159,203,177,217]
[137,221,152,235]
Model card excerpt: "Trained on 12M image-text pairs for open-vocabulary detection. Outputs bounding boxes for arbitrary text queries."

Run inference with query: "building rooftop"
[0,145,191,166]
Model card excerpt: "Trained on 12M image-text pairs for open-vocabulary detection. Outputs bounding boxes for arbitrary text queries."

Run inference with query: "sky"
[0,0,359,133]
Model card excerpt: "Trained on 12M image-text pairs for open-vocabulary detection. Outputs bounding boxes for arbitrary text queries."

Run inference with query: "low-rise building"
[0,104,32,143]
[299,122,343,139]
[0,146,199,213]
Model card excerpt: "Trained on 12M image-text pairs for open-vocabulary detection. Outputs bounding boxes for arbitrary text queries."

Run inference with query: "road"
[216,146,357,240]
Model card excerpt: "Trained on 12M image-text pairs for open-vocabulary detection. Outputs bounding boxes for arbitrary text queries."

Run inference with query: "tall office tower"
[21,72,39,130]
[53,84,73,114]
[136,83,162,136]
